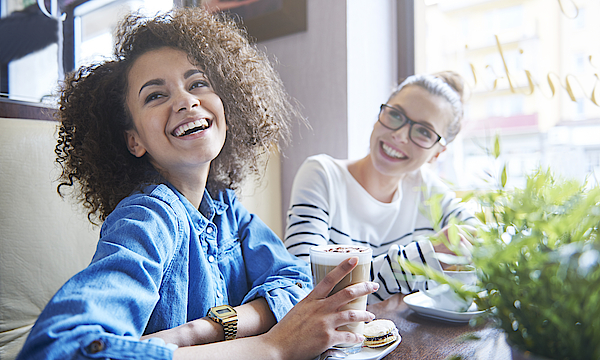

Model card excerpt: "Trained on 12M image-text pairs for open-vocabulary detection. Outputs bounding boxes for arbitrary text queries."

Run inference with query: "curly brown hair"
[56,8,301,223]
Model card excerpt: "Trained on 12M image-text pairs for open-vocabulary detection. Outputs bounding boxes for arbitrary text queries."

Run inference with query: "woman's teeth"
[173,119,209,137]
[382,143,407,159]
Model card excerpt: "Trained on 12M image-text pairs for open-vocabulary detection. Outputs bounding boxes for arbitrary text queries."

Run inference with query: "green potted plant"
[405,137,600,360]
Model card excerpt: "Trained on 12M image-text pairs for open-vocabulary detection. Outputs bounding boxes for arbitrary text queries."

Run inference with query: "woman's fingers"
[458,225,477,243]
[264,262,380,359]
[320,310,375,347]
[335,308,376,326]
[328,281,379,308]
[309,257,358,299]
[331,330,365,346]
[459,234,473,252]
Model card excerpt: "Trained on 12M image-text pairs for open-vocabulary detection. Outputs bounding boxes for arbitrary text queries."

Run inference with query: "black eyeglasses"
[378,104,447,149]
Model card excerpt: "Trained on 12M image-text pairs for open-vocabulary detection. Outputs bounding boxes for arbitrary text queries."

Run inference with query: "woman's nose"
[391,123,410,143]
[174,91,200,112]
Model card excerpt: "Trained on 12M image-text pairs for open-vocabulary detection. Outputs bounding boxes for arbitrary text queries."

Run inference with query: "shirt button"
[86,339,105,354]
[216,290,223,298]
[296,282,303,288]
[208,255,215,263]
[206,226,213,234]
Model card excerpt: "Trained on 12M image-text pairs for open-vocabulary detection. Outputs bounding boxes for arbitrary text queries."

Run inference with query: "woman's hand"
[433,224,476,269]
[263,257,378,360]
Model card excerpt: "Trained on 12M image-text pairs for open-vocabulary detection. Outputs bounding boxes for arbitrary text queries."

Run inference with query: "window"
[74,0,173,68]
[0,0,172,104]
[416,0,600,189]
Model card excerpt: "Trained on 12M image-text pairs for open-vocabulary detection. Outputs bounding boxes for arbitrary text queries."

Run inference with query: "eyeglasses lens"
[382,107,406,129]
[410,124,436,148]
[382,106,436,149]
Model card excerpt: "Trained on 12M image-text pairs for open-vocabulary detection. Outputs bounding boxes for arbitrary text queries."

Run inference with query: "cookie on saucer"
[363,319,399,348]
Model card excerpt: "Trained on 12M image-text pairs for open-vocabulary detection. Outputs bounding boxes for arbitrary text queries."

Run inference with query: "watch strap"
[222,317,238,341]
[207,305,238,341]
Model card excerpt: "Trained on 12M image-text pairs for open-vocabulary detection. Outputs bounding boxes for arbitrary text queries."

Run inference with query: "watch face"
[208,305,237,341]
[211,305,236,318]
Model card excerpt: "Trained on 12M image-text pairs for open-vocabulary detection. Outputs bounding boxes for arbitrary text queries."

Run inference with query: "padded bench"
[0,117,99,360]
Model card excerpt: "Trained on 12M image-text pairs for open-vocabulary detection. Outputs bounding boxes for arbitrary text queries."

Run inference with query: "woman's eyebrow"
[391,104,436,129]
[184,69,204,79]
[137,69,206,96]
[138,79,164,96]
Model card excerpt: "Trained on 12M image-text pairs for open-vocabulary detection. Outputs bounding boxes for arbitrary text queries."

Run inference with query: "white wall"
[260,0,349,232]
[240,152,283,237]
[347,0,398,160]
[254,0,398,232]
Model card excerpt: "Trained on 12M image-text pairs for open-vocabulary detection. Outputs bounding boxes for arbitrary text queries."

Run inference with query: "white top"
[284,154,476,302]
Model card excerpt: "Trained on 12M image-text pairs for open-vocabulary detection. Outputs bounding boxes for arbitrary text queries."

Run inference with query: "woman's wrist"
[258,329,289,360]
[188,317,225,345]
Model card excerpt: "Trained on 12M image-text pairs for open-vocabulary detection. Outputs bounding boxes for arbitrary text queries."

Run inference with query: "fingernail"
[348,257,358,266]
[371,282,380,291]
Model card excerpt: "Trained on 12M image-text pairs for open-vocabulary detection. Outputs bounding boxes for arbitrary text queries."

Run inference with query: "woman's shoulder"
[104,183,187,227]
[99,184,186,262]
[300,154,349,176]
[304,153,336,166]
[414,166,455,196]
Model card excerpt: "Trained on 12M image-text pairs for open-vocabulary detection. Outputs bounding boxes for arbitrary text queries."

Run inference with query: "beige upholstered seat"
[0,118,99,360]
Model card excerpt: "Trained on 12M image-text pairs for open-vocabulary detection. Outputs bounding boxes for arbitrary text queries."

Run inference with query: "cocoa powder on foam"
[323,246,369,253]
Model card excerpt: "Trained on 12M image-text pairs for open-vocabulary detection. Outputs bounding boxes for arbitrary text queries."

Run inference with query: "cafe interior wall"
[262,0,398,234]
[415,0,600,191]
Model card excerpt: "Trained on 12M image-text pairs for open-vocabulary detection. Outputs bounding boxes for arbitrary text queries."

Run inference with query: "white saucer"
[344,336,401,360]
[404,292,484,323]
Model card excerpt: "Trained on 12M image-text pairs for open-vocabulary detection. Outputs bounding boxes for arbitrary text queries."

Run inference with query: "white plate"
[404,292,484,323]
[343,336,401,360]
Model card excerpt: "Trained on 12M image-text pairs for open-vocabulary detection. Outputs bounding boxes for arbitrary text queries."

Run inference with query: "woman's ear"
[428,146,447,164]
[125,130,147,158]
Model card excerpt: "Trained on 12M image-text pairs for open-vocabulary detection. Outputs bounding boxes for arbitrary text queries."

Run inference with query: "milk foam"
[309,245,372,266]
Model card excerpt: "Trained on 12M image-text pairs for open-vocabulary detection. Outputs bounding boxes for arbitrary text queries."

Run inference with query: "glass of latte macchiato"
[309,245,373,355]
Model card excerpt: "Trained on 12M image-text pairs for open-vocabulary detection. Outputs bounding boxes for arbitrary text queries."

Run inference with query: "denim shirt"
[17,184,312,360]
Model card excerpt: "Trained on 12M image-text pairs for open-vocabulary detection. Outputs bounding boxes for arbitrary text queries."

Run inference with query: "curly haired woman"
[17,8,378,360]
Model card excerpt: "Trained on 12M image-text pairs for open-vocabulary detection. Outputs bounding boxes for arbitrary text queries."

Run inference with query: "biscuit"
[363,319,399,348]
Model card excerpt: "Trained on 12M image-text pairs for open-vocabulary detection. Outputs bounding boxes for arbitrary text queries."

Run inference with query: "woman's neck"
[347,155,402,203]
[156,166,210,209]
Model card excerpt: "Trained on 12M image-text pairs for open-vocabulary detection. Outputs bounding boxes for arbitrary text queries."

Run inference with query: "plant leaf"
[501,164,507,188]
[493,135,501,159]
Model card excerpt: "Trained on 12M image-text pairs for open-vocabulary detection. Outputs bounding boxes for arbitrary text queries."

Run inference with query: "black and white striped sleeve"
[284,158,331,262]
[427,173,479,229]
[369,239,443,302]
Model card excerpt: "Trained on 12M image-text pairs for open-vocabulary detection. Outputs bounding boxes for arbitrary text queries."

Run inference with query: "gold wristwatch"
[207,304,238,341]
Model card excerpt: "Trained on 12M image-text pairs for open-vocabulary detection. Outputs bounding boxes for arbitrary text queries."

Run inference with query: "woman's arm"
[173,258,378,360]
[374,177,480,298]
[16,194,183,360]
[141,298,276,346]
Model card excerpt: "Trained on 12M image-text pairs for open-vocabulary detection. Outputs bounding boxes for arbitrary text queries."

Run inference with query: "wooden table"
[366,294,512,360]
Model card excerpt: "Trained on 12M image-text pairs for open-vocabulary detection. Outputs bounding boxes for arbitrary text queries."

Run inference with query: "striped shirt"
[284,154,476,303]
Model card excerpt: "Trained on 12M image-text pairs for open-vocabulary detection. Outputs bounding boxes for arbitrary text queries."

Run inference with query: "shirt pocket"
[218,232,241,256]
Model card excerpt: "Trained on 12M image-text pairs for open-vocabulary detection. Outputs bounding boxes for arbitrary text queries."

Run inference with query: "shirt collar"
[161,182,228,222]
[198,189,228,221]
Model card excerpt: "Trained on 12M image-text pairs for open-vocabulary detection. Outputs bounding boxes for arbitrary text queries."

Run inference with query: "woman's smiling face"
[124,47,226,183]
[369,85,452,179]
